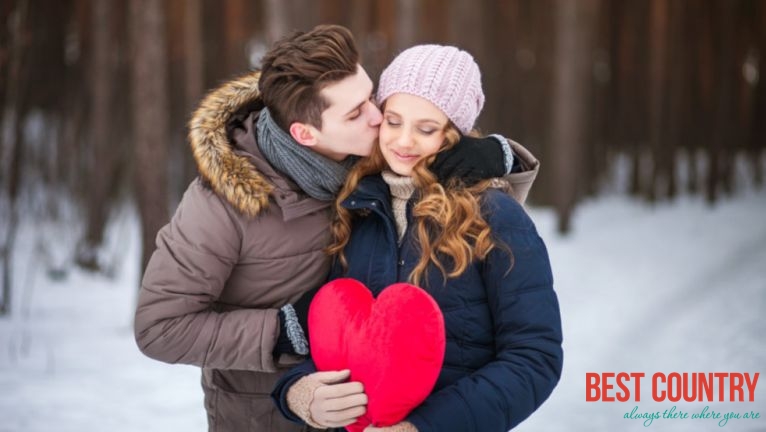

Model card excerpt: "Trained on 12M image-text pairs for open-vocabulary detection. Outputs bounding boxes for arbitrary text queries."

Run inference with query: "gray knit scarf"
[256,108,357,201]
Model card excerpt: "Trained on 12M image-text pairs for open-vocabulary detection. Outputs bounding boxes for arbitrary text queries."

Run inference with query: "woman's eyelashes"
[384,117,437,135]
[385,117,401,127]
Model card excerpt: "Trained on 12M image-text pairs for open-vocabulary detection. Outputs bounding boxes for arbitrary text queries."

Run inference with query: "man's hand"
[309,370,368,428]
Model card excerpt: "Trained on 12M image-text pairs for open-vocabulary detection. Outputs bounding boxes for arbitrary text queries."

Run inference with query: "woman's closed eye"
[385,117,401,127]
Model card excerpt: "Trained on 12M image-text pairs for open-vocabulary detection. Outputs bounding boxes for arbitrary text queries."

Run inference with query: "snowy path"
[1,190,765,432]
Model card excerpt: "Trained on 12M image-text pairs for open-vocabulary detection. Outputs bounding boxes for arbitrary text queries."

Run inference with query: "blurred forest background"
[0,0,764,315]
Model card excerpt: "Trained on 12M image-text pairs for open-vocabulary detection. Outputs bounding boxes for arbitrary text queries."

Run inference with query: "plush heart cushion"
[308,278,446,431]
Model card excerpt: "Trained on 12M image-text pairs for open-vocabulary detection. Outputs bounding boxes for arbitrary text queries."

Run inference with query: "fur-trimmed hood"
[188,71,272,217]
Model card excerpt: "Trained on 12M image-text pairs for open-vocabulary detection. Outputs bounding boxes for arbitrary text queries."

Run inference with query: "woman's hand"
[287,369,368,428]
[310,370,368,428]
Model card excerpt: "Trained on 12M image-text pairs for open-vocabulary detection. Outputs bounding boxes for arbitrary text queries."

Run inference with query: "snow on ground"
[517,189,766,432]
[0,204,206,432]
[1,186,765,432]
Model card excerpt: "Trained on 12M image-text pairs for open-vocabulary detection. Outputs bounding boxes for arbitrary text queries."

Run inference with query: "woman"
[273,44,563,432]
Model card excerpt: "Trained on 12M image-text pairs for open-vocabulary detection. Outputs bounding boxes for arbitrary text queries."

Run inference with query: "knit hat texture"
[376,44,484,134]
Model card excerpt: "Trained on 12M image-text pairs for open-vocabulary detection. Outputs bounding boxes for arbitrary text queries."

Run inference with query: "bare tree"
[291,0,320,31]
[130,0,170,274]
[264,0,289,44]
[319,0,346,24]
[550,0,598,233]
[182,0,204,186]
[394,0,417,51]
[184,0,204,113]
[647,0,669,202]
[751,0,766,187]
[223,0,249,72]
[708,0,738,203]
[349,0,371,41]
[419,0,447,42]
[0,0,29,315]
[76,0,115,271]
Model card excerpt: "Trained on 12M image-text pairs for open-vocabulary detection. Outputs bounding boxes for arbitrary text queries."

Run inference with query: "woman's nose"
[396,129,414,148]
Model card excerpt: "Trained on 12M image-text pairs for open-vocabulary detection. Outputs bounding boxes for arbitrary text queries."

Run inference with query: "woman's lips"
[391,149,419,161]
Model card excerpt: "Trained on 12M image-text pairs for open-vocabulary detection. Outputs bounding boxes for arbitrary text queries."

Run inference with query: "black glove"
[292,286,315,334]
[431,134,507,186]
[274,288,316,356]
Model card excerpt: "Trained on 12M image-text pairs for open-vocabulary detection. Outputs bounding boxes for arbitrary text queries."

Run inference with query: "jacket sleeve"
[407,191,563,432]
[134,179,282,372]
[502,140,540,205]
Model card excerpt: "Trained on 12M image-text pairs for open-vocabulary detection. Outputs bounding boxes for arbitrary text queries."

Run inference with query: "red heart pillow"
[308,278,445,431]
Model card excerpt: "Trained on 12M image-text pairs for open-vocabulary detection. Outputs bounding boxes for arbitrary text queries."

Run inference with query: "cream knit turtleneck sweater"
[381,171,416,241]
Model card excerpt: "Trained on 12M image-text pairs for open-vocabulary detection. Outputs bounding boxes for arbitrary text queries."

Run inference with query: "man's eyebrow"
[344,81,374,117]
[344,99,367,117]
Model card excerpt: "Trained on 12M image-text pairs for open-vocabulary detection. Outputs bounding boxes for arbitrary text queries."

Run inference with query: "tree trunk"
[369,0,395,78]
[490,0,521,139]
[264,0,289,44]
[394,0,417,51]
[224,0,249,72]
[182,0,204,185]
[292,0,320,31]
[612,1,650,197]
[0,0,29,316]
[77,0,114,272]
[350,0,371,47]
[647,0,668,202]
[419,0,447,43]
[130,0,170,274]
[319,0,346,24]
[751,0,766,187]
[663,0,688,200]
[708,0,737,204]
[448,0,484,54]
[550,0,597,233]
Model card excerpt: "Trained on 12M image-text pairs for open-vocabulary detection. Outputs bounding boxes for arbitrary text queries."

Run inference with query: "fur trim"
[188,71,272,217]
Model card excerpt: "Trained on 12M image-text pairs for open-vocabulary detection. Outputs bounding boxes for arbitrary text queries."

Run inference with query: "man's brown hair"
[259,24,359,131]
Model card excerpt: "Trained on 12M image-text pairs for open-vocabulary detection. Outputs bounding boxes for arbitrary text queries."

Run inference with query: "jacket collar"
[238,113,331,221]
[344,175,389,206]
[187,70,329,220]
[342,175,399,225]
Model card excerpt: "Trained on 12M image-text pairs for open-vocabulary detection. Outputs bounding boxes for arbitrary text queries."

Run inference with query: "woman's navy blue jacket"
[273,175,563,432]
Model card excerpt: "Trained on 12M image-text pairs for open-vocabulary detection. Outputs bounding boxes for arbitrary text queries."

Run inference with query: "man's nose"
[367,101,382,126]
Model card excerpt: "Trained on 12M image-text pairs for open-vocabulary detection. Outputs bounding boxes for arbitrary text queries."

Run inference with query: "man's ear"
[289,122,319,147]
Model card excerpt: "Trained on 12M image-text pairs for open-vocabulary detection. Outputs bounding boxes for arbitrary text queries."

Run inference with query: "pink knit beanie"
[376,44,485,134]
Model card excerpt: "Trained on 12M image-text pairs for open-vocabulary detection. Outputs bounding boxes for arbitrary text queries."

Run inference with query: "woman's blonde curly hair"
[328,123,501,287]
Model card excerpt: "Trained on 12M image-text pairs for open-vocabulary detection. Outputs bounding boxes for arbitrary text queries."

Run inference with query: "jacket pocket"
[206,369,305,432]
[212,385,272,432]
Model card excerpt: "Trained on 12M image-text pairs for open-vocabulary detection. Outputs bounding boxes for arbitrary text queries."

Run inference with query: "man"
[134,24,539,432]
